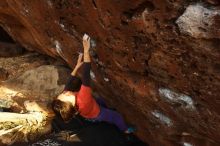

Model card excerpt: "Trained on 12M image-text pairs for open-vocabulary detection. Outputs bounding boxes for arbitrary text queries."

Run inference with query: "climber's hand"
[83,34,90,53]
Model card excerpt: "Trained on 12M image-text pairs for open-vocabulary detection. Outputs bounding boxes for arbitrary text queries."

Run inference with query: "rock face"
[176,4,220,39]
[0,1,220,146]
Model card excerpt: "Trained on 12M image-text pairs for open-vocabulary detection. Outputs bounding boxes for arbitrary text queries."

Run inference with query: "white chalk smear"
[90,71,96,81]
[60,24,65,28]
[183,142,193,146]
[90,39,96,48]
[104,77,110,82]
[25,9,29,13]
[159,88,195,109]
[54,40,66,60]
[151,110,173,127]
[59,23,68,32]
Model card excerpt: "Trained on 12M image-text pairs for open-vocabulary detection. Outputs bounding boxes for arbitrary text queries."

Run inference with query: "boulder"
[5,65,71,98]
[176,4,220,39]
[0,1,220,145]
[0,64,72,145]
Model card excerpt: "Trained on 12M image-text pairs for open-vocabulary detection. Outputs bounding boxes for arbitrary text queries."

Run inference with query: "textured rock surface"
[0,68,8,81]
[0,1,220,146]
[5,65,71,98]
[176,4,220,39]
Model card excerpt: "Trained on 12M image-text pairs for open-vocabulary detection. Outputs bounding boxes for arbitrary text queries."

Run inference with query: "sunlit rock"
[5,65,70,97]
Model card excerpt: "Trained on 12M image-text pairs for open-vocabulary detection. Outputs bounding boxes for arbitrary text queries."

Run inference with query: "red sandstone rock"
[0,1,220,145]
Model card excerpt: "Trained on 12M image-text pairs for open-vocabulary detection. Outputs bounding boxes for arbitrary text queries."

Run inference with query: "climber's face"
[57,91,76,106]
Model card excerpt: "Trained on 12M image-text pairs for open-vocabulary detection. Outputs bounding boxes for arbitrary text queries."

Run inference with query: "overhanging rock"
[0,1,220,145]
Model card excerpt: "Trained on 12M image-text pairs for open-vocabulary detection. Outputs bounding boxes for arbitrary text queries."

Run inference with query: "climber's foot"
[124,126,137,134]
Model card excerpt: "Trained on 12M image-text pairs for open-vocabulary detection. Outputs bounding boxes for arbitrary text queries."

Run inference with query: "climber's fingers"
[83,34,89,41]
[87,35,90,42]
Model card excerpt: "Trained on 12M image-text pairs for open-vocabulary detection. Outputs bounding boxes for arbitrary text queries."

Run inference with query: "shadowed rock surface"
[0,42,24,57]
[0,0,220,145]
[0,68,8,81]
[14,121,147,146]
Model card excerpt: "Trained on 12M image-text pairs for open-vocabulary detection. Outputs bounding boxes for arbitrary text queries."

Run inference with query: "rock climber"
[52,34,135,134]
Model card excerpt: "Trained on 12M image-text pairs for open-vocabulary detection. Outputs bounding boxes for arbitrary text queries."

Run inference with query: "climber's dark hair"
[52,99,78,123]
[52,76,82,123]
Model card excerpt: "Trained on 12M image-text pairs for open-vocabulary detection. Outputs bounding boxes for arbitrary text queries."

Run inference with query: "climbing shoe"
[125,126,137,134]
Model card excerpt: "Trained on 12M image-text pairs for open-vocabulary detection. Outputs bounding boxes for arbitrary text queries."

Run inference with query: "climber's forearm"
[71,66,79,76]
[84,52,91,63]
[64,67,79,91]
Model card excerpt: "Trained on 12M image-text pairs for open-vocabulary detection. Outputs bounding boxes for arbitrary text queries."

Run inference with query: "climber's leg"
[95,106,128,132]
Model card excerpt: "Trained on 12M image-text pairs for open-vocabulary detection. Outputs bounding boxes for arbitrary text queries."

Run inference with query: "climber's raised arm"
[83,34,91,63]
[76,34,92,102]
[64,54,83,91]
[81,34,91,87]
[71,54,83,76]
[64,34,91,91]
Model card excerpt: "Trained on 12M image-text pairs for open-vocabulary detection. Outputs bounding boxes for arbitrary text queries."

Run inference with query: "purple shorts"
[87,98,128,132]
